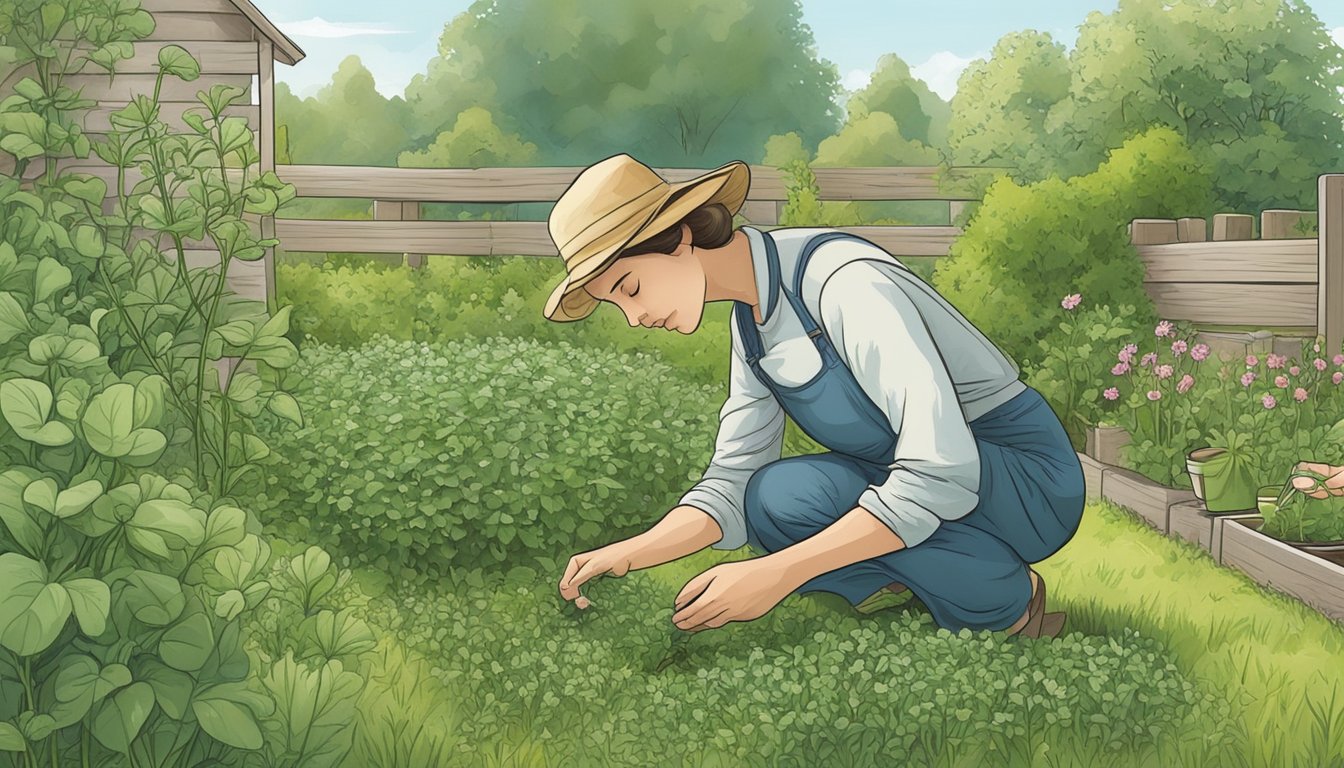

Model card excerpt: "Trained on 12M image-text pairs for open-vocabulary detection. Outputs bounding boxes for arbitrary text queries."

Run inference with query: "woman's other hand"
[671,559,795,632]
[1292,461,1344,499]
[559,541,635,606]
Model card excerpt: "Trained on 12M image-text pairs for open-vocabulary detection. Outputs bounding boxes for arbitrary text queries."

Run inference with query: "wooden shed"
[42,0,305,316]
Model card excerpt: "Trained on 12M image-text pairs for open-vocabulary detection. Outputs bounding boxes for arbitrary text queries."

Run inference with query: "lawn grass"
[334,498,1344,766]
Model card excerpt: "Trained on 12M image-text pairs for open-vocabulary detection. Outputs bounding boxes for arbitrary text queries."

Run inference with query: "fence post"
[1320,175,1344,355]
[374,200,426,269]
[1212,213,1254,241]
[1129,219,1179,245]
[1262,209,1318,240]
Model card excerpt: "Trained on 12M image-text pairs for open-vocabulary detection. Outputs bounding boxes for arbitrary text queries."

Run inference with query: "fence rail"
[1126,179,1343,352]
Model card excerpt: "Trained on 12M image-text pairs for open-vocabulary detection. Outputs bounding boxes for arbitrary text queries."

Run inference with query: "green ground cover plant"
[247,335,728,581]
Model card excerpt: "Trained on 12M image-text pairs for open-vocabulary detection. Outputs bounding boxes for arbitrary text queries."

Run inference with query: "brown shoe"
[1007,569,1065,639]
[884,581,909,595]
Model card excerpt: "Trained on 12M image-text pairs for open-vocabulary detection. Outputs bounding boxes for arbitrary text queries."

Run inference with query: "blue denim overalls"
[735,231,1087,632]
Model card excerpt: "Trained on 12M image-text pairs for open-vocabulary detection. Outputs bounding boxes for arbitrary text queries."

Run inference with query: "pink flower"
[1315,341,1322,353]
[1267,353,1287,369]
[1334,354,1344,366]
[1140,352,1158,367]
[1112,361,1130,375]
[1294,387,1309,402]
[1103,387,1120,400]
[1246,354,1259,367]
[1155,321,1174,338]
[1177,374,1195,393]
[1335,372,1343,385]
[1262,394,1277,409]
[1275,375,1290,388]
[1290,365,1301,376]
[1240,371,1257,387]
[1147,390,1162,401]
[1061,293,1082,310]
[1191,343,1210,362]
[1117,343,1137,363]
[1315,358,1329,371]
[1155,364,1174,380]
[1171,339,1188,356]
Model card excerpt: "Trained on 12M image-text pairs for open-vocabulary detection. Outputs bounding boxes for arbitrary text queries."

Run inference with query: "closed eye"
[630,282,640,297]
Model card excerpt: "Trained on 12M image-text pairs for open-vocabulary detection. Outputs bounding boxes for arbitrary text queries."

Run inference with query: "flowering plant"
[1023,293,1138,449]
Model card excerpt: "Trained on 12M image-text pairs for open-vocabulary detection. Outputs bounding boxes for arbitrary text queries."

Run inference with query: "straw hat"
[543,153,751,322]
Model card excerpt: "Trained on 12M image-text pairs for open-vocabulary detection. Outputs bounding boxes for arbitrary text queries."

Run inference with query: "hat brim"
[543,160,751,322]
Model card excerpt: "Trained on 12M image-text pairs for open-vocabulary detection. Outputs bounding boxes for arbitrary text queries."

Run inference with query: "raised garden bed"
[1076,443,1344,627]
[1221,517,1344,623]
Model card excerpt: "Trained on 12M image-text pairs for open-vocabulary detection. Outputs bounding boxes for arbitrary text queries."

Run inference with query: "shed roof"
[229,0,306,66]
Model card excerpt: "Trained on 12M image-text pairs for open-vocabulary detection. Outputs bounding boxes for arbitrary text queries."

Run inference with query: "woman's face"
[582,224,705,334]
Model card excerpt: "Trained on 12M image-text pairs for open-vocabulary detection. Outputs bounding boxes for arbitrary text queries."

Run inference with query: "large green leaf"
[89,682,153,753]
[1,378,74,447]
[0,553,71,656]
[0,291,31,343]
[159,611,214,672]
[82,383,166,461]
[119,571,184,626]
[202,506,246,551]
[0,721,22,751]
[0,468,43,556]
[129,499,206,552]
[63,578,110,637]
[267,392,303,428]
[137,659,193,720]
[34,257,72,302]
[156,44,200,81]
[193,693,262,750]
[49,655,130,728]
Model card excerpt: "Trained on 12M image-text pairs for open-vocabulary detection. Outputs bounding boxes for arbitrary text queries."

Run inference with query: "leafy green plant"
[0,3,368,764]
[1023,293,1138,450]
[1261,467,1344,543]
[249,335,726,580]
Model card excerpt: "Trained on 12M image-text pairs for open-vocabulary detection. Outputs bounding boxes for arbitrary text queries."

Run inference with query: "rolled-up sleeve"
[817,260,981,549]
[678,318,786,550]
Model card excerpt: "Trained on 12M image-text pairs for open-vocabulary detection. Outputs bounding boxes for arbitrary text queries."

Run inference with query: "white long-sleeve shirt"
[679,226,1027,551]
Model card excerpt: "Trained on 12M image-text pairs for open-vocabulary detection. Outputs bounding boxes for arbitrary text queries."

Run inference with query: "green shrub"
[249,335,728,579]
[932,125,1213,367]
[0,5,366,764]
[357,564,1238,767]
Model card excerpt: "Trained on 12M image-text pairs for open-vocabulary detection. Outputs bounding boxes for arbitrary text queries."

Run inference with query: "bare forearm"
[624,505,724,571]
[759,505,907,591]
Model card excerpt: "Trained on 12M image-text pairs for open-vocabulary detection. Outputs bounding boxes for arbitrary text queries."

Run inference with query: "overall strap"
[777,230,884,346]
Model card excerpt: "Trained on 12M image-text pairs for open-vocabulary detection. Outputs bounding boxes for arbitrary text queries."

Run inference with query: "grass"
[332,498,1344,767]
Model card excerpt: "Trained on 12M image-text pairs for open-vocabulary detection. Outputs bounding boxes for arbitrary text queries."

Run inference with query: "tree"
[404,0,842,166]
[946,30,1070,181]
[1052,0,1344,212]
[844,53,951,151]
[398,107,538,168]
[274,55,412,167]
[932,125,1212,366]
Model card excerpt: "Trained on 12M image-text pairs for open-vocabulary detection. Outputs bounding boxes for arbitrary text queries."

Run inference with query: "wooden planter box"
[1167,501,1261,561]
[1100,464,1197,533]
[1078,453,1105,502]
[1085,425,1131,466]
[1221,518,1344,623]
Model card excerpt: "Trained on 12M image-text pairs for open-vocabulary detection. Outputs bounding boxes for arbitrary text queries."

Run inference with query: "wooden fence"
[1129,175,1344,352]
[270,163,1005,265]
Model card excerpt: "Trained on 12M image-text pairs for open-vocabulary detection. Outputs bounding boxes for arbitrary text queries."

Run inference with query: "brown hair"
[617,195,735,259]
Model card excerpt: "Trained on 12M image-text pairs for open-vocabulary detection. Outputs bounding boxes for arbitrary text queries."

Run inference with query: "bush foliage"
[250,335,727,579]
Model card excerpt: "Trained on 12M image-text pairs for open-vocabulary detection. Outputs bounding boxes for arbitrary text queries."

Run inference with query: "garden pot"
[1186,447,1257,513]
[1257,485,1282,516]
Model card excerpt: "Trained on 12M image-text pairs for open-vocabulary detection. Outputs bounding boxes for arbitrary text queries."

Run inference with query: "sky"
[250,0,1344,102]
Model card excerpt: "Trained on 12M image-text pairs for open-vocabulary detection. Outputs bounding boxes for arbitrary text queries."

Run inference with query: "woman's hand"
[671,558,797,632]
[558,541,636,607]
[1292,461,1344,498]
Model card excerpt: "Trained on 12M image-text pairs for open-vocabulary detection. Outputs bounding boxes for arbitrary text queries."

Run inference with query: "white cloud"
[1333,26,1344,48]
[911,50,988,101]
[279,16,410,39]
[841,68,872,91]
